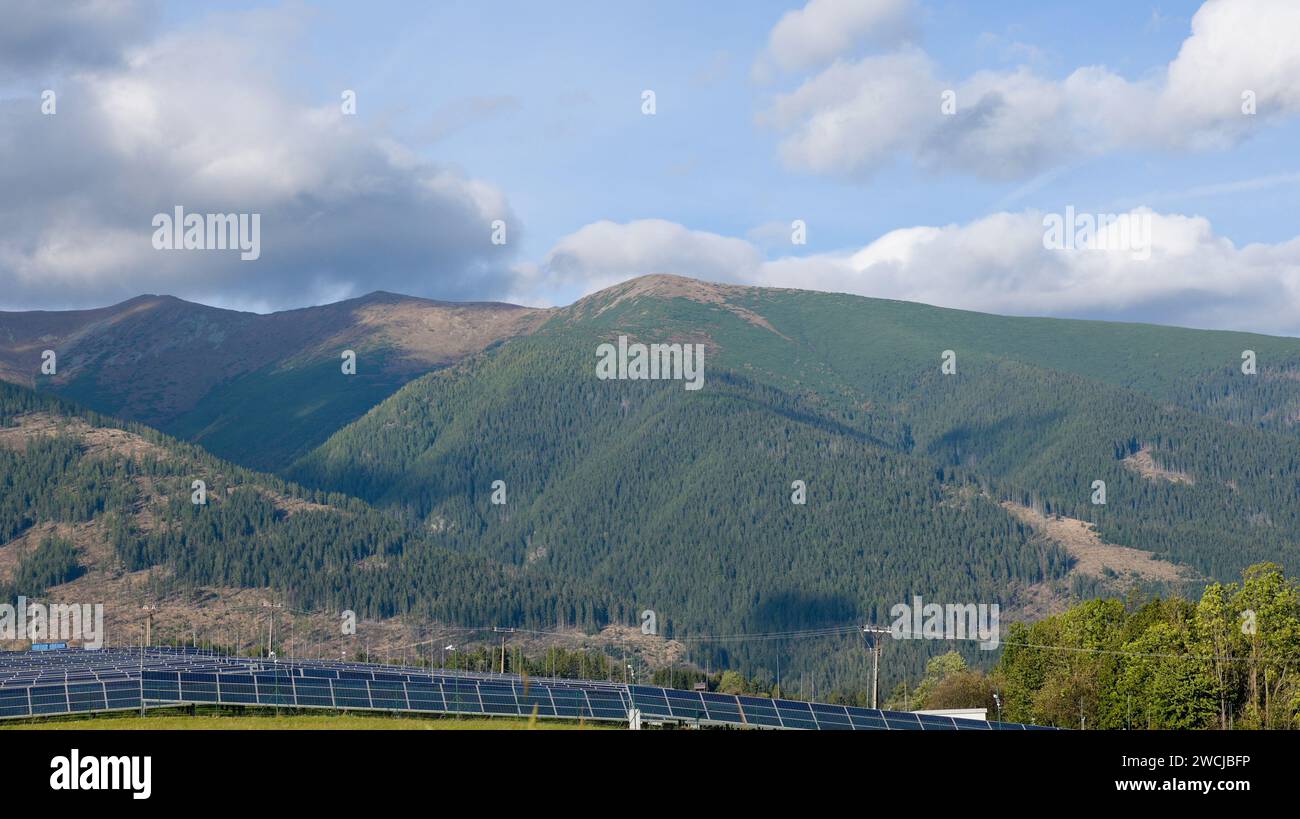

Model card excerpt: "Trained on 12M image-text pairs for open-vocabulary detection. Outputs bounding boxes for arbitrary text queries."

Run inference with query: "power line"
[1000,639,1300,668]
[504,624,863,643]
[121,601,1300,671]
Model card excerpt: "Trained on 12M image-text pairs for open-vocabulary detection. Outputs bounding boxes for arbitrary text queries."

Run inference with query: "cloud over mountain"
[0,4,518,312]
[537,211,1300,336]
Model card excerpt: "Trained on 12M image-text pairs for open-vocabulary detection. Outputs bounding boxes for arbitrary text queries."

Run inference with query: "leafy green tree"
[1231,564,1300,728]
[1116,622,1216,729]
[717,670,748,695]
[923,670,996,711]
[912,651,967,704]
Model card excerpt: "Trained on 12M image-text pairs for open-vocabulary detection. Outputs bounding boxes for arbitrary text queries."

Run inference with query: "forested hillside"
[0,381,607,628]
[287,275,1300,682]
[8,275,1300,690]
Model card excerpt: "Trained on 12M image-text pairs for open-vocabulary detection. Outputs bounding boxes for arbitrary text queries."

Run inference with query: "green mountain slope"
[285,277,1300,673]
[9,275,1300,689]
[0,380,603,630]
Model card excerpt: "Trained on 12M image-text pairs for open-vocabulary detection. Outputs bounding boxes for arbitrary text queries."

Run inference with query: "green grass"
[1,709,611,730]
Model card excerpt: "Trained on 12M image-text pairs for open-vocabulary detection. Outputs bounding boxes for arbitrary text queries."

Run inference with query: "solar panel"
[0,648,1057,729]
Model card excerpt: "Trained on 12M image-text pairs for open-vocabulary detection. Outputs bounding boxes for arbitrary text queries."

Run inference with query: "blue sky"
[255,1,1268,260]
[256,0,1289,257]
[3,0,1300,334]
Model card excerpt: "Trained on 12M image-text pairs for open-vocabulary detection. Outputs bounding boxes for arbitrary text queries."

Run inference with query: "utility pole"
[862,625,891,709]
[493,627,514,674]
[262,600,283,661]
[141,604,157,648]
[139,618,145,717]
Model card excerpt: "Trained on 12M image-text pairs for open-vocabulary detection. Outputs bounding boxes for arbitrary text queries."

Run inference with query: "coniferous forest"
[4,278,1300,699]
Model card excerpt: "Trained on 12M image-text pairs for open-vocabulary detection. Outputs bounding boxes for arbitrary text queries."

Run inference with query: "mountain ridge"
[6,275,1300,686]
[6,273,1300,469]
[0,287,550,468]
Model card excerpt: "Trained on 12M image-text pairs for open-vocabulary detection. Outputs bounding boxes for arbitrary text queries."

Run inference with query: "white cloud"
[764,0,1300,179]
[0,0,158,79]
[764,209,1300,334]
[0,6,518,311]
[761,48,938,175]
[533,213,1300,335]
[754,0,916,80]
[1156,0,1300,148]
[746,219,800,250]
[541,219,762,294]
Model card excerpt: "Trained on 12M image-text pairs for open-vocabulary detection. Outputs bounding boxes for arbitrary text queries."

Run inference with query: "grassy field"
[1,710,609,730]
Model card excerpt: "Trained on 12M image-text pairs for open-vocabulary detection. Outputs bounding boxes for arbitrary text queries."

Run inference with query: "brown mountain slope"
[0,291,547,423]
[0,291,549,468]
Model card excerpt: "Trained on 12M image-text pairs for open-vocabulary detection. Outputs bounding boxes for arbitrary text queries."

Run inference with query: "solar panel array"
[0,648,1056,729]
[139,666,633,720]
[626,686,1053,729]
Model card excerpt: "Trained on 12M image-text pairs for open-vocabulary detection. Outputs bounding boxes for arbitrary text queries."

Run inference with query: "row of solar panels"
[0,651,1058,729]
[0,657,629,702]
[0,679,144,718]
[0,675,634,722]
[0,649,620,691]
[627,686,1052,730]
[0,676,1054,730]
[261,663,628,693]
[2,646,518,673]
[1,659,234,687]
[140,670,634,720]
[0,648,215,684]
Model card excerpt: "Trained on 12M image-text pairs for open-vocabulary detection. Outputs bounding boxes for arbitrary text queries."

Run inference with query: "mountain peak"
[608,273,739,300]
[352,290,426,305]
[577,274,748,311]
[573,274,787,336]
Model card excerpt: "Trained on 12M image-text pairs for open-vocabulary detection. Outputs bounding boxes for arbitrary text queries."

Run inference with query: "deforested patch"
[1002,501,1188,584]
[1122,445,1195,485]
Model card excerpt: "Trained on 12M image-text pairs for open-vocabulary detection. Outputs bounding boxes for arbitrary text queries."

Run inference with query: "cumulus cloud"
[763,0,1300,179]
[753,0,916,80]
[0,0,158,79]
[0,6,518,311]
[540,219,762,294]
[760,48,940,175]
[534,214,1300,336]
